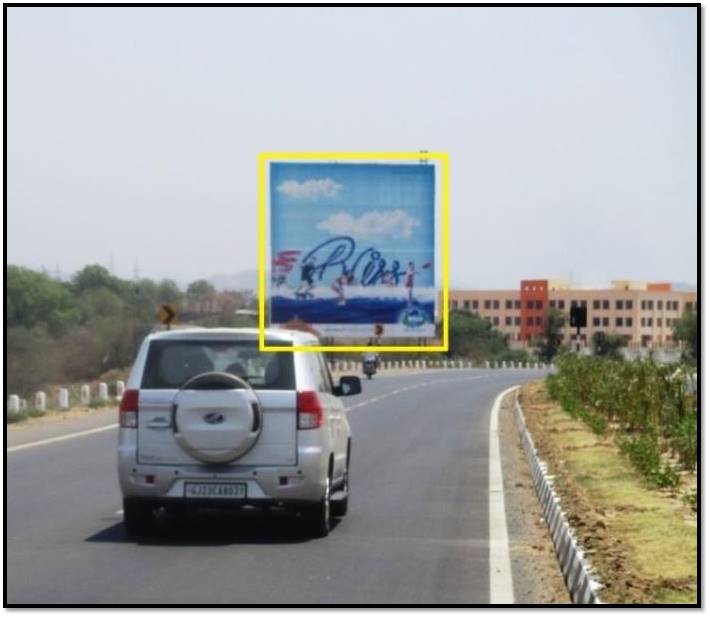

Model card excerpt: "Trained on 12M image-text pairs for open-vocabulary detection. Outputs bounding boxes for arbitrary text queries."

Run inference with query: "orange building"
[447,279,697,349]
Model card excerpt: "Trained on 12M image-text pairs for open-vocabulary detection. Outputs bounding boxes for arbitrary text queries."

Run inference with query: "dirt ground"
[499,392,571,604]
[519,381,697,605]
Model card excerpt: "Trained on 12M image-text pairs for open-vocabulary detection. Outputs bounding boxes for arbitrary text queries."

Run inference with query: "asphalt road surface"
[6,369,547,605]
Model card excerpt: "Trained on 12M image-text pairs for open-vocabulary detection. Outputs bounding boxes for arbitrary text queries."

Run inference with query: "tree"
[77,287,127,322]
[71,264,126,296]
[127,279,160,322]
[6,265,79,336]
[535,308,566,361]
[156,279,182,305]
[447,310,522,362]
[592,331,625,359]
[674,310,698,361]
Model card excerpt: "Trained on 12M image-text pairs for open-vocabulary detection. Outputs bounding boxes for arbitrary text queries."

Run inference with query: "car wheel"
[123,498,154,537]
[305,477,331,538]
[332,467,349,518]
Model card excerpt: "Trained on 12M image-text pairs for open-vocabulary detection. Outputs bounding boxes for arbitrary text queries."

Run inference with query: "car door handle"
[146,418,171,429]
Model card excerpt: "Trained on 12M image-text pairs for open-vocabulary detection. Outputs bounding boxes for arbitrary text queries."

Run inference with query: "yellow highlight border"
[258,151,449,353]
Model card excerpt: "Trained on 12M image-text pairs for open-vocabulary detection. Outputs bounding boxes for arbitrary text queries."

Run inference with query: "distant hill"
[207,269,258,291]
[671,281,697,292]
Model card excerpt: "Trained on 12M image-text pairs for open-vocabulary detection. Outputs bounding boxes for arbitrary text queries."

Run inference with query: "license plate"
[184,482,246,499]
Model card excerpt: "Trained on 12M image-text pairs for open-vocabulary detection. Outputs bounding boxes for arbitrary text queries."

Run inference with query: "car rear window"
[141,339,295,390]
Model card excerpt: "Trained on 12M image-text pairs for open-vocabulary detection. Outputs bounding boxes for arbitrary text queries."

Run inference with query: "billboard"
[268,162,436,339]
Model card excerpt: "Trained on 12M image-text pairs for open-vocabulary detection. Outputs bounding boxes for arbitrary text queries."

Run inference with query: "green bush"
[669,413,697,471]
[619,435,680,489]
[547,354,696,488]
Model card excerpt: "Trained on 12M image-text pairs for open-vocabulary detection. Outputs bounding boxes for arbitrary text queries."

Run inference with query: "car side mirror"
[334,375,361,397]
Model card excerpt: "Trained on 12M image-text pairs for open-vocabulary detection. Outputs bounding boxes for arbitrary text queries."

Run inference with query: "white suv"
[117,328,360,538]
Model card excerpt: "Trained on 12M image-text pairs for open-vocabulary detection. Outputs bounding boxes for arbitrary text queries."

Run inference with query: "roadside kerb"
[513,394,602,604]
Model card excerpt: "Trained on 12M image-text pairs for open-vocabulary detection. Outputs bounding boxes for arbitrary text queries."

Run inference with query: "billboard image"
[269,162,436,339]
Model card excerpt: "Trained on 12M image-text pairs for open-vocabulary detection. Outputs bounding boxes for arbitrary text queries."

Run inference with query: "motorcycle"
[362,358,377,380]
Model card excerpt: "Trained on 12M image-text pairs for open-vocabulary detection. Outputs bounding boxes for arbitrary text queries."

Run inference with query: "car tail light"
[119,389,139,428]
[297,390,323,430]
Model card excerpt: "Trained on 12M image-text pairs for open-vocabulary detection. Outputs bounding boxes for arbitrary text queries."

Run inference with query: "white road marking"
[6,423,119,453]
[345,374,483,412]
[5,373,491,451]
[489,385,518,604]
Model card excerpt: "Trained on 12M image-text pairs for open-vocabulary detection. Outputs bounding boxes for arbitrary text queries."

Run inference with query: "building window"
[493,316,499,326]
[451,300,458,309]
[593,317,600,327]
[602,300,609,310]
[527,317,534,326]
[602,317,609,327]
[666,301,672,310]
[535,300,542,310]
[616,317,623,327]
[666,318,671,327]
[493,300,500,310]
[685,302,692,313]
[571,300,578,308]
[616,300,623,310]
[657,318,662,327]
[625,300,632,310]
[484,300,490,310]
[672,301,679,311]
[472,300,479,310]
[558,300,565,309]
[549,300,556,309]
[463,300,470,310]
[506,300,513,310]
[514,300,521,309]
[505,316,512,326]
[625,317,632,327]
[593,300,601,310]
[535,317,542,326]
[657,300,662,310]
[514,317,521,326]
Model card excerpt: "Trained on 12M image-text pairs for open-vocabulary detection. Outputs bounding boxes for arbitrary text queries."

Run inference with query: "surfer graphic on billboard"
[296,257,317,299]
[331,270,354,305]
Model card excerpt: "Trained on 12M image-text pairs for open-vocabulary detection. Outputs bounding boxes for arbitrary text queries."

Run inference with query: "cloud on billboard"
[277,178,342,200]
[316,208,420,239]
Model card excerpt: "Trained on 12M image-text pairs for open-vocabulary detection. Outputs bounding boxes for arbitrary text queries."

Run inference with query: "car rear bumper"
[118,447,328,503]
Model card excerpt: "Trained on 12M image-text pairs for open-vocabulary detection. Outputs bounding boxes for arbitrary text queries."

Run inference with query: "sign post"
[569,305,587,353]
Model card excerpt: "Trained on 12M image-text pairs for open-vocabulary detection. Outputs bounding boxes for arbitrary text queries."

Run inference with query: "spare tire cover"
[173,382,262,464]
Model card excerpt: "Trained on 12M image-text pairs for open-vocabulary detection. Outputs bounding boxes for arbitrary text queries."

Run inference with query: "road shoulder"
[6,407,117,449]
[499,390,570,604]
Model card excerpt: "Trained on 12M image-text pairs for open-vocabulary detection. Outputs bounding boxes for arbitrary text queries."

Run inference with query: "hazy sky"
[7,7,697,288]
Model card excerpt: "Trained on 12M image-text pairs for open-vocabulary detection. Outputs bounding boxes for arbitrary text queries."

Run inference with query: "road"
[6,369,547,605]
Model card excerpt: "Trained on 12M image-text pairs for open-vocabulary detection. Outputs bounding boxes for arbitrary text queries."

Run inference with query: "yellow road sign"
[159,304,176,326]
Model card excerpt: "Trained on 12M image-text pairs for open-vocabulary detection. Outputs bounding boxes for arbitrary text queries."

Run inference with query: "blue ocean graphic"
[271,297,434,325]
